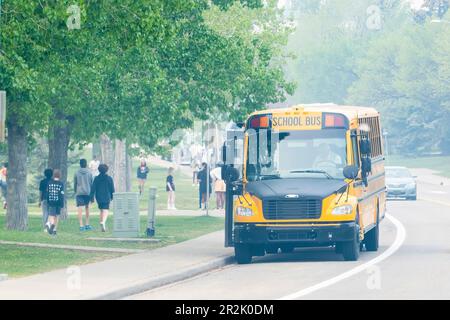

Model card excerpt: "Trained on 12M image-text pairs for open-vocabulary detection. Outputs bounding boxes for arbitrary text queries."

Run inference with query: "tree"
[0,1,54,230]
[1,0,294,229]
[347,13,450,155]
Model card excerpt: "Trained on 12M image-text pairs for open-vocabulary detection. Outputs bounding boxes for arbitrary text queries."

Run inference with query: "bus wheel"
[342,224,360,261]
[365,206,379,252]
[235,244,252,264]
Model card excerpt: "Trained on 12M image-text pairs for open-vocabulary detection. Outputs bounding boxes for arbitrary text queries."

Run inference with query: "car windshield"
[386,168,412,178]
[246,129,347,180]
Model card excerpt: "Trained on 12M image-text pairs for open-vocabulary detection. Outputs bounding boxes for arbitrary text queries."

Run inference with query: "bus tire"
[342,221,360,261]
[235,244,252,264]
[365,206,379,252]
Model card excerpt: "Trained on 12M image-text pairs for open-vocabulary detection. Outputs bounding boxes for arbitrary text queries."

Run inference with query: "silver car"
[385,166,417,200]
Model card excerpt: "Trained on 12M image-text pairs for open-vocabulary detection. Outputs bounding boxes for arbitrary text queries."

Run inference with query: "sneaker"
[79,226,86,232]
[52,230,57,236]
[100,223,106,232]
[84,225,93,231]
[48,224,55,235]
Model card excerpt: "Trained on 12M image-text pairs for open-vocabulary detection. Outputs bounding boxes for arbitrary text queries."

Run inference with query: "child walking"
[46,170,65,236]
[39,168,53,231]
[137,160,149,195]
[90,164,115,232]
[166,167,176,210]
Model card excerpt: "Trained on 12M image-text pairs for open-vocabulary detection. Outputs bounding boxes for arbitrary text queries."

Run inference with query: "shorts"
[48,206,62,216]
[76,195,91,207]
[98,202,110,210]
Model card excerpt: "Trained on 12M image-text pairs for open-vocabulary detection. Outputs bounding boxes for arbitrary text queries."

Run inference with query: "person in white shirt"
[210,164,226,210]
[89,155,100,177]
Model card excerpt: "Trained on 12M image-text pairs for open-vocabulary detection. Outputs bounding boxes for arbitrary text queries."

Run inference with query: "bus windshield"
[246,129,347,180]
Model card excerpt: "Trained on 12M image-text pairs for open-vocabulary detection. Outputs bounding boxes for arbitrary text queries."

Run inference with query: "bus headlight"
[236,206,254,217]
[332,205,353,215]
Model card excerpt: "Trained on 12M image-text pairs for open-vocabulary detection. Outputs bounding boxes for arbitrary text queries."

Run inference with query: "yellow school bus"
[223,103,386,264]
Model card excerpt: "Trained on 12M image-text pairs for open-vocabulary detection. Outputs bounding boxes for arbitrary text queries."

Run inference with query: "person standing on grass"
[46,170,65,236]
[89,155,100,177]
[137,160,149,195]
[90,164,115,232]
[197,162,212,210]
[166,167,176,210]
[39,168,53,231]
[74,159,94,232]
[210,163,226,210]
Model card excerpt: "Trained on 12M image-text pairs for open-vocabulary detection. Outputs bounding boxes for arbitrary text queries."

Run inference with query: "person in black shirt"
[166,167,176,210]
[197,163,212,210]
[46,170,65,236]
[90,164,115,232]
[39,168,53,230]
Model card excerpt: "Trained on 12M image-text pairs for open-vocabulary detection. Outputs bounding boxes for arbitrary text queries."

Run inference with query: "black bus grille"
[263,199,322,220]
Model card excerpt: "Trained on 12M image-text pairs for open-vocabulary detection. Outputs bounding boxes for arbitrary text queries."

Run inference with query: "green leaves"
[1,0,293,151]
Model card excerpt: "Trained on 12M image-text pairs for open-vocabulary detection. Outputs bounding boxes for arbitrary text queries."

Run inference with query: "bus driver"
[313,143,342,174]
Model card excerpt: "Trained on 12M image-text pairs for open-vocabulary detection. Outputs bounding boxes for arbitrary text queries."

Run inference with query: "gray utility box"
[113,192,140,238]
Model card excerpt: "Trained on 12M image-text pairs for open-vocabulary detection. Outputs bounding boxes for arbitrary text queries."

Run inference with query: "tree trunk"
[99,136,132,192]
[6,114,28,230]
[100,134,114,173]
[92,141,101,159]
[114,139,127,192]
[126,151,132,192]
[48,114,72,220]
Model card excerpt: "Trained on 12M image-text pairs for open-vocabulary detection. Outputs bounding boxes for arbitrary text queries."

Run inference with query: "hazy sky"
[276,0,426,10]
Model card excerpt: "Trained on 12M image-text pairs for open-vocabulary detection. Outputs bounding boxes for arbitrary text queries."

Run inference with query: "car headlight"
[332,205,353,215]
[236,206,254,217]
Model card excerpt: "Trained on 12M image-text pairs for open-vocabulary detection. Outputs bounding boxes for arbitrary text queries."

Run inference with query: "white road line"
[279,213,406,300]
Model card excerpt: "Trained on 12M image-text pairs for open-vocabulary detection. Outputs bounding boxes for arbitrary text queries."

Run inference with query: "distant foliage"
[285,0,450,155]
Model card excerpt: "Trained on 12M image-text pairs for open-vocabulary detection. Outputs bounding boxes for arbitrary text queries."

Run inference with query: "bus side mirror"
[360,139,371,155]
[343,165,359,180]
[361,157,372,174]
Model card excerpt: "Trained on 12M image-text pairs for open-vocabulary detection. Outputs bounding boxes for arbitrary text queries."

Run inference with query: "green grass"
[0,214,224,250]
[0,245,122,278]
[386,155,450,178]
[0,214,224,278]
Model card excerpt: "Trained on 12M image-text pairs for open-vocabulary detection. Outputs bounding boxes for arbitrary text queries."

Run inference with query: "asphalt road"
[129,175,450,300]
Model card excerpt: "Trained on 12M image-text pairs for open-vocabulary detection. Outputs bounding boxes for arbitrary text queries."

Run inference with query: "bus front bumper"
[234,222,357,246]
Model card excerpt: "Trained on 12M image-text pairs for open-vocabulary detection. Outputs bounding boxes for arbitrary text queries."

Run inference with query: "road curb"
[91,255,235,300]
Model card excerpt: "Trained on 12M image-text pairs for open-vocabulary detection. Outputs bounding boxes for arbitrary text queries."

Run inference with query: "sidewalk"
[0,230,233,300]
